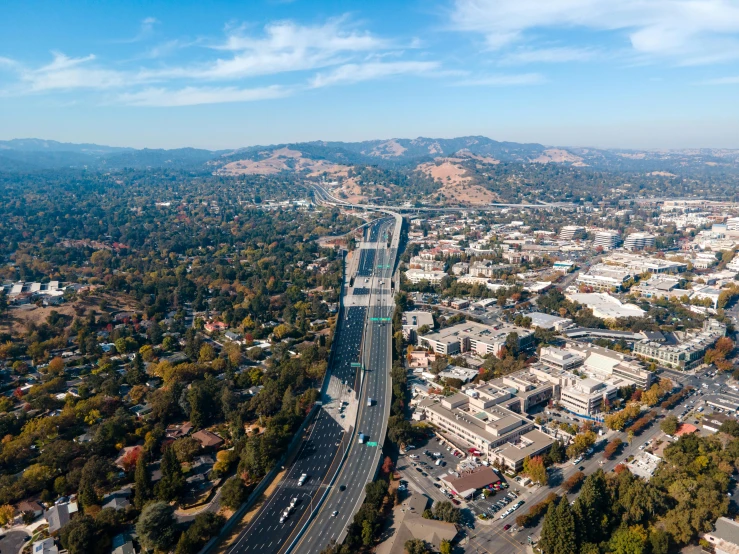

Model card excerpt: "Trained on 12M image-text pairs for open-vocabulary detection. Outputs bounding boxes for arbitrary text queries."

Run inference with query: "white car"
[332,510,339,517]
[409,454,419,459]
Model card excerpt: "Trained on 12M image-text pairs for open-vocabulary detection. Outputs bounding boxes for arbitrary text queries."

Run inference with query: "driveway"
[0,530,30,554]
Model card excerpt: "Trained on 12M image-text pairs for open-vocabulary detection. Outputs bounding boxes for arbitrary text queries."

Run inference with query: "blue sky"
[2,0,739,149]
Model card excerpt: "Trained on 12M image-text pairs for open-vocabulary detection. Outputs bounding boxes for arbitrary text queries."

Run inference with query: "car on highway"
[298,473,308,486]
[332,510,338,517]
[339,484,346,491]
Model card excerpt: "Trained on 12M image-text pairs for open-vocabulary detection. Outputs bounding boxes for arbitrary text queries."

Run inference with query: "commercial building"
[401,311,435,342]
[559,226,586,240]
[623,232,656,251]
[604,252,687,274]
[419,321,534,357]
[527,312,574,331]
[633,319,727,370]
[576,264,633,291]
[375,494,457,554]
[593,230,622,250]
[417,386,553,471]
[631,275,686,300]
[566,292,646,319]
[404,268,447,285]
[408,256,446,272]
[536,342,656,416]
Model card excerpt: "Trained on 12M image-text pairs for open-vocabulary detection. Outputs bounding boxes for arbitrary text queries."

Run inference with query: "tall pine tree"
[135,451,152,509]
[157,445,184,502]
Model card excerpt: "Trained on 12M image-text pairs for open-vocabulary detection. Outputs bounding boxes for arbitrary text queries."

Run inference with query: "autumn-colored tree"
[382,456,394,475]
[46,356,65,375]
[121,447,142,471]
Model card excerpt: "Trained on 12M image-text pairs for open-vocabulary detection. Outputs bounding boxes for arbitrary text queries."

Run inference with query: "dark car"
[579,466,585,471]
[504,524,511,530]
[339,484,346,491]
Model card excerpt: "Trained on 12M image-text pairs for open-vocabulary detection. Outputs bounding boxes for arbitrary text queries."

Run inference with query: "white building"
[566,292,646,320]
[419,321,534,357]
[559,226,586,240]
[576,264,633,291]
[593,230,622,251]
[623,232,656,251]
[634,319,727,370]
[405,268,447,284]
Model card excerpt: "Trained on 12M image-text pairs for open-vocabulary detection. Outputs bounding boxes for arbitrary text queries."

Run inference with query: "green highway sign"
[351,363,362,367]
[366,442,378,447]
[370,317,392,322]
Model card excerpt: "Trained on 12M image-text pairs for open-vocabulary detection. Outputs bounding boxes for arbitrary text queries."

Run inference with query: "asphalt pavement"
[292,217,398,553]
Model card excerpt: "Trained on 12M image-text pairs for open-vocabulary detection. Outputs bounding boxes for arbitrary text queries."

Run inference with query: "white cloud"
[21,52,131,91]
[452,0,739,64]
[116,85,290,106]
[144,18,390,81]
[311,61,440,87]
[452,72,547,85]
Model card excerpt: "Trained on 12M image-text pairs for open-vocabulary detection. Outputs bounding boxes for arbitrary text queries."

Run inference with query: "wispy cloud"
[117,85,290,106]
[499,46,599,65]
[21,52,132,91]
[698,75,739,85]
[112,17,159,44]
[452,72,546,86]
[311,61,440,87]
[452,0,739,65]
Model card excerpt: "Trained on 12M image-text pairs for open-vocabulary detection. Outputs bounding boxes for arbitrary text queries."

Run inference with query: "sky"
[2,0,739,150]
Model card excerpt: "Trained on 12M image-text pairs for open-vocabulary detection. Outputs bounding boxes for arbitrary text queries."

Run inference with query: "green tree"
[547,440,565,464]
[361,520,374,547]
[572,470,609,545]
[608,525,646,554]
[134,452,152,510]
[173,437,201,463]
[403,539,429,554]
[440,539,452,554]
[540,498,578,554]
[221,477,248,510]
[660,415,679,436]
[136,502,178,552]
[157,444,184,502]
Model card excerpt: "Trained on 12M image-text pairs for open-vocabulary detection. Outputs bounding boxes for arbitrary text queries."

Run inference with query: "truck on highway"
[298,473,308,486]
[367,397,374,407]
[358,432,366,444]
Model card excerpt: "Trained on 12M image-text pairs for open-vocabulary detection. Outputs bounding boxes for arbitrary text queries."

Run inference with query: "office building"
[419,321,534,357]
[593,230,622,250]
[559,226,586,240]
[623,232,656,251]
[576,264,633,291]
[633,319,727,370]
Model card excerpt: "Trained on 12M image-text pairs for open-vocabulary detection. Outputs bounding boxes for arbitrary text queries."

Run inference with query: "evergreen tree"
[573,470,610,545]
[540,498,578,554]
[128,354,146,385]
[157,445,184,502]
[134,451,152,510]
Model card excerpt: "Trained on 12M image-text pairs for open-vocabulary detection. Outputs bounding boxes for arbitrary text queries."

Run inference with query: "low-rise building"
[604,252,687,274]
[633,319,727,370]
[566,292,646,319]
[419,321,534,357]
[401,311,435,342]
[404,268,447,284]
[576,264,633,291]
[703,517,739,554]
[418,388,553,471]
[527,312,574,331]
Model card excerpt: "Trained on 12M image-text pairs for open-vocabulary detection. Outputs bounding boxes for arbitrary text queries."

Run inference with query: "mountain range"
[1,136,739,174]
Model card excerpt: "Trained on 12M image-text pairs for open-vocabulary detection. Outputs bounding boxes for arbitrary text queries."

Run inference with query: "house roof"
[192,429,224,448]
[375,494,457,554]
[441,466,498,496]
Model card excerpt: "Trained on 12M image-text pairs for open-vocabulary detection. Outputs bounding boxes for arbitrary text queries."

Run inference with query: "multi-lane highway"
[225,302,368,554]
[291,216,400,553]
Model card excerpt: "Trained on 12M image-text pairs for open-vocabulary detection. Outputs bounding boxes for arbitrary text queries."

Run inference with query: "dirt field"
[0,292,140,335]
[417,160,499,205]
[367,139,407,158]
[533,148,587,165]
[648,171,677,177]
[217,148,346,176]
